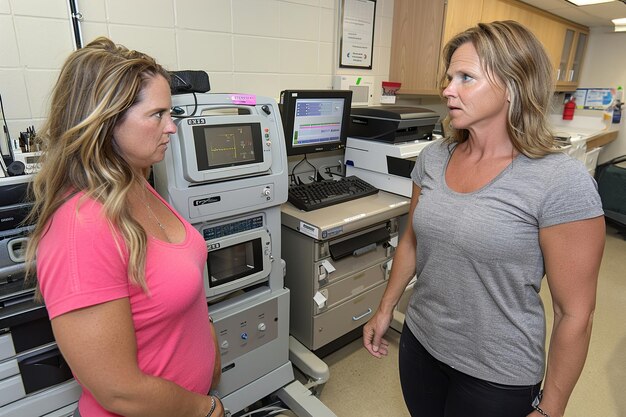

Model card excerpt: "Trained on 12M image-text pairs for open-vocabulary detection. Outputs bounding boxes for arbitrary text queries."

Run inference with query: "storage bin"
[562,137,587,163]
[595,156,626,230]
[584,147,601,176]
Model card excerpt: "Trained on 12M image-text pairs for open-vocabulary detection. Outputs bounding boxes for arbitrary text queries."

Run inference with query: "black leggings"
[398,323,541,417]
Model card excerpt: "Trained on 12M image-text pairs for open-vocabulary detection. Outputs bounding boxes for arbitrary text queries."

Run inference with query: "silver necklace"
[141,192,166,231]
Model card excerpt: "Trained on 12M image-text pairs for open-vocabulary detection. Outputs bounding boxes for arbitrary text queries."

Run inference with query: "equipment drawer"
[0,375,25,407]
[314,260,389,314]
[0,335,16,362]
[314,241,392,286]
[0,379,81,417]
[310,281,386,351]
[0,358,19,381]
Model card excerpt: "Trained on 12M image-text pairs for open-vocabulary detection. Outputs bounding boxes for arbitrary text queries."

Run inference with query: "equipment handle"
[352,308,373,321]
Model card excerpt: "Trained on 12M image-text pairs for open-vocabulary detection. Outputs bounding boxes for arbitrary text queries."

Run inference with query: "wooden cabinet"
[533,18,570,81]
[389,0,446,94]
[389,0,589,95]
[556,27,588,90]
[481,0,563,73]
[389,0,483,94]
[441,0,484,52]
[481,0,589,90]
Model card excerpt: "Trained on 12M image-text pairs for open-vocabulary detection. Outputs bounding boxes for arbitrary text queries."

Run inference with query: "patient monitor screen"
[192,123,263,170]
[291,98,345,149]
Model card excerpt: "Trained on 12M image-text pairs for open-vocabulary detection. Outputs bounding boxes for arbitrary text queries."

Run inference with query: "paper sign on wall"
[573,88,615,110]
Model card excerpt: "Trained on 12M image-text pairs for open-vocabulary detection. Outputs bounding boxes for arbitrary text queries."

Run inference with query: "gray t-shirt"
[405,140,603,386]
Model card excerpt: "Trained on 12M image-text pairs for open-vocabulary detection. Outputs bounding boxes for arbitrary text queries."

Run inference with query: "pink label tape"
[230,94,256,105]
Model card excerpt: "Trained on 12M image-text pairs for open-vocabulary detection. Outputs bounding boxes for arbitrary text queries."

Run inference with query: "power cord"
[170,92,198,119]
[290,154,318,186]
[319,160,345,178]
[232,399,290,417]
[0,92,15,169]
[236,406,289,417]
[169,73,198,119]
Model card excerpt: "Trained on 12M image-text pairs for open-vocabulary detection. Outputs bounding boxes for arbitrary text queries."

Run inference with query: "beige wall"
[578,27,626,163]
[2,1,624,163]
[0,0,394,151]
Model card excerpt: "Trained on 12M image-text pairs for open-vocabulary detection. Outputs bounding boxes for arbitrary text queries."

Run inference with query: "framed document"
[339,0,376,69]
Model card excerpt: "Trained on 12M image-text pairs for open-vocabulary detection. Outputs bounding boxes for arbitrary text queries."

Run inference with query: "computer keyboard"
[288,175,379,211]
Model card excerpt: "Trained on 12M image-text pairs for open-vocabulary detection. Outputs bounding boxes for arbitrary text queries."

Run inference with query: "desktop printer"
[344,106,441,197]
[347,106,439,143]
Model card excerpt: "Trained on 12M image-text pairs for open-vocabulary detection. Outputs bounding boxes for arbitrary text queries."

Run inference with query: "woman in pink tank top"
[25,37,222,417]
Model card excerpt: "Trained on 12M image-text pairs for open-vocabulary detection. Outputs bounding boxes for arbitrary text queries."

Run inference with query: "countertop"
[281,191,410,240]
[585,128,619,150]
[550,114,620,150]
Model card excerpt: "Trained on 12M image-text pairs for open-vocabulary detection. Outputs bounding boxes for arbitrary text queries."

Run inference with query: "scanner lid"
[350,106,439,121]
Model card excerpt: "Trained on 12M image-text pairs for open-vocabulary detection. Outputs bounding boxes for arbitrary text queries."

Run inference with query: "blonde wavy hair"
[439,20,557,158]
[26,37,170,294]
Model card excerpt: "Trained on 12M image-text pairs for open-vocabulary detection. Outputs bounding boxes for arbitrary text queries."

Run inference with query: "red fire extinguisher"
[563,97,576,120]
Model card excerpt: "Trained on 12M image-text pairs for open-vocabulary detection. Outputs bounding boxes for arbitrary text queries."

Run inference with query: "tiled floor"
[316,224,626,417]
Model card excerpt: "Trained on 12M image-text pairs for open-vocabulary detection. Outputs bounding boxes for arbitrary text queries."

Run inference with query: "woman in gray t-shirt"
[363,21,604,417]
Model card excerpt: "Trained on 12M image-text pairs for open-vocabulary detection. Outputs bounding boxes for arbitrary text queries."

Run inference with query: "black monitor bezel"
[280,89,353,157]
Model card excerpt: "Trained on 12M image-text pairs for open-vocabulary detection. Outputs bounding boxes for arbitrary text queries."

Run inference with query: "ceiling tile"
[519,0,626,27]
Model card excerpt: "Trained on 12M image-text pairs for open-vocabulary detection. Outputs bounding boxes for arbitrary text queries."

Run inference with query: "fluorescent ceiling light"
[613,17,626,32]
[566,0,614,5]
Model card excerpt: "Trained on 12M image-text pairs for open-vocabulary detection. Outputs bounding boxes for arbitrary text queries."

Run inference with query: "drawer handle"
[8,237,29,263]
[353,243,376,257]
[352,308,372,321]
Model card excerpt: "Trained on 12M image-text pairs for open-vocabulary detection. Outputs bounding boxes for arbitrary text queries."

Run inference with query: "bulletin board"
[573,88,615,110]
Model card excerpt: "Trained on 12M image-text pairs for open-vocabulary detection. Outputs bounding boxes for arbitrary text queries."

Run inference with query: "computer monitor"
[279,90,353,156]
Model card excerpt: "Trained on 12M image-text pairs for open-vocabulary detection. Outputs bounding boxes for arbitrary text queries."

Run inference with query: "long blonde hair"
[439,21,557,158]
[26,37,170,293]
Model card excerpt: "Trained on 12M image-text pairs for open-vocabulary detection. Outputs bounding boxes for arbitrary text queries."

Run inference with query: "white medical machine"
[0,175,82,417]
[153,93,336,417]
[344,106,440,198]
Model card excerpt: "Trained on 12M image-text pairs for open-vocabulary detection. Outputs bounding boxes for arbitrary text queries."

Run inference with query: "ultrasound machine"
[152,90,339,416]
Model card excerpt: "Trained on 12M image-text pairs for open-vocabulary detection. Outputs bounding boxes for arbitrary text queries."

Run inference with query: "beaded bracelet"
[205,395,216,417]
[533,404,550,417]
[532,390,550,417]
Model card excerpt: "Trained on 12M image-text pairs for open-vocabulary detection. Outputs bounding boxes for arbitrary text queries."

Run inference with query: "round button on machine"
[258,323,266,332]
